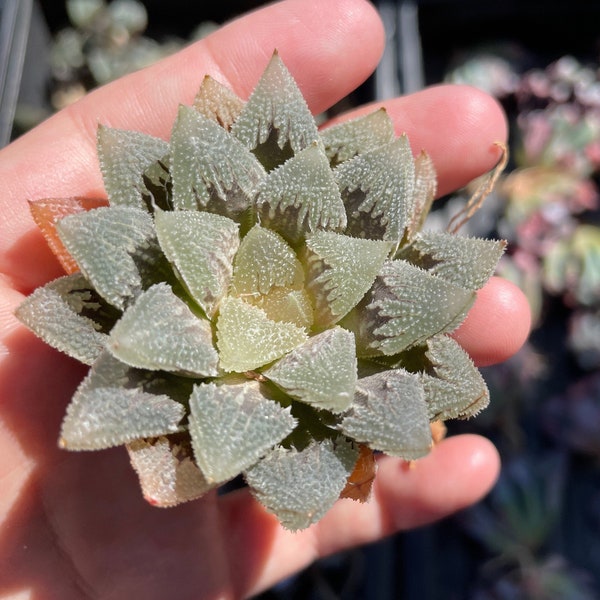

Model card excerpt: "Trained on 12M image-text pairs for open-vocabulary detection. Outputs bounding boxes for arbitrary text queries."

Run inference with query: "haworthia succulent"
[245,438,358,531]
[231,51,320,170]
[320,108,396,166]
[264,327,357,413]
[193,75,244,130]
[170,105,265,215]
[255,143,347,245]
[356,260,476,356]
[97,125,169,210]
[155,209,240,317]
[15,273,113,365]
[60,352,185,450]
[188,381,296,484]
[340,370,432,460]
[127,436,216,507]
[108,283,219,376]
[216,296,308,372]
[56,206,159,310]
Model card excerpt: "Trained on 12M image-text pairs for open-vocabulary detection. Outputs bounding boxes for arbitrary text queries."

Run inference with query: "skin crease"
[0,0,532,598]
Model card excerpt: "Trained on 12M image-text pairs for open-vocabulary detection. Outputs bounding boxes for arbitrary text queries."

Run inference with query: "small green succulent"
[17,52,505,530]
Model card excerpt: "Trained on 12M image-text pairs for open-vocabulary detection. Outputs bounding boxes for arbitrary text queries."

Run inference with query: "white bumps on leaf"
[358,260,475,355]
[108,283,219,377]
[170,105,265,215]
[56,206,158,310]
[188,381,296,484]
[304,230,392,328]
[216,296,308,372]
[421,335,490,420]
[127,436,216,507]
[320,108,395,165]
[15,273,108,365]
[230,224,304,297]
[193,75,244,130]
[231,51,319,163]
[60,352,185,450]
[407,151,437,238]
[401,231,506,290]
[340,370,432,460]
[263,327,357,413]
[155,210,240,317]
[255,143,347,245]
[245,438,358,531]
[97,125,169,209]
[335,136,416,242]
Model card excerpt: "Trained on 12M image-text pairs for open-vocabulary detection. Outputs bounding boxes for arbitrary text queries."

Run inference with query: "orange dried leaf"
[29,197,108,274]
[340,444,376,502]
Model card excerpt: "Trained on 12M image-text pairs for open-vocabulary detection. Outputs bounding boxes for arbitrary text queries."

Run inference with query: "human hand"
[0,0,531,597]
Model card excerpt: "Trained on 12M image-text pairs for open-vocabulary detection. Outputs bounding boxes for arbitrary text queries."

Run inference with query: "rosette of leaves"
[16,52,505,530]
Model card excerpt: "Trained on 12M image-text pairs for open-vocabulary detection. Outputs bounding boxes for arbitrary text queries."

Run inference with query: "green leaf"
[170,105,265,217]
[264,327,357,413]
[108,283,218,376]
[230,224,304,297]
[188,381,296,484]
[320,108,395,166]
[406,151,437,238]
[246,287,314,329]
[304,231,392,328]
[97,125,169,209]
[421,335,489,420]
[193,75,244,130]
[245,438,358,531]
[355,260,475,355]
[335,136,415,242]
[339,370,431,460]
[56,206,159,310]
[155,210,240,317]
[59,352,185,450]
[127,435,216,507]
[231,52,319,170]
[399,231,506,290]
[255,143,347,245]
[15,273,115,365]
[216,296,308,372]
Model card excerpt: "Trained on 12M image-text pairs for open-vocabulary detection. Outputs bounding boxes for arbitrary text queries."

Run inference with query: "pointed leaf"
[230,224,303,298]
[97,125,169,209]
[421,335,489,420]
[188,381,296,484]
[245,438,358,531]
[231,52,319,170]
[56,206,159,310]
[336,136,415,242]
[15,273,114,365]
[28,197,109,274]
[264,328,357,413]
[193,75,244,130]
[244,287,313,329]
[255,143,346,245]
[304,231,392,328]
[339,444,377,502]
[59,352,185,450]
[320,108,395,166]
[340,370,432,460]
[356,260,475,355]
[108,283,218,376]
[216,296,308,372]
[406,150,437,238]
[155,210,240,317]
[399,231,506,290]
[170,105,265,216]
[127,435,216,507]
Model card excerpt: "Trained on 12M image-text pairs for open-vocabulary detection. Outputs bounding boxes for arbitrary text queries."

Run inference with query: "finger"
[0,0,384,290]
[219,434,500,597]
[452,276,532,366]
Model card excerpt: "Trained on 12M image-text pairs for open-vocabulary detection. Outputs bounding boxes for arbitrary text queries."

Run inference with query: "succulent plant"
[16,52,505,530]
